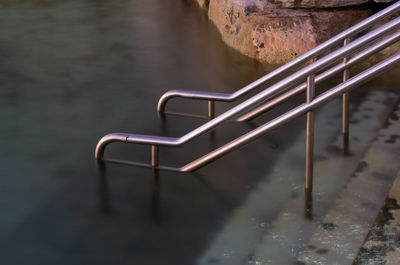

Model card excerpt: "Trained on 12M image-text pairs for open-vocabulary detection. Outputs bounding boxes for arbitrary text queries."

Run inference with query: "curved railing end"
[95,133,130,160]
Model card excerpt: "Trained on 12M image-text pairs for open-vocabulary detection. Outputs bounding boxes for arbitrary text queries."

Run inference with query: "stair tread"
[196,91,399,265]
[297,96,400,265]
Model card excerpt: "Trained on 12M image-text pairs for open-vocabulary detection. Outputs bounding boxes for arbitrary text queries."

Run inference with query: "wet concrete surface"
[297,99,400,265]
[355,172,400,265]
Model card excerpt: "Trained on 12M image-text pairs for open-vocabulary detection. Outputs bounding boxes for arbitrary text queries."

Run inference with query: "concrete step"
[297,96,400,265]
[195,91,399,265]
[249,91,399,265]
[354,171,400,265]
[195,97,345,265]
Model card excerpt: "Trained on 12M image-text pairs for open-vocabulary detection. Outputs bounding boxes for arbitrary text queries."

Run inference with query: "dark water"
[0,1,398,265]
[0,1,297,264]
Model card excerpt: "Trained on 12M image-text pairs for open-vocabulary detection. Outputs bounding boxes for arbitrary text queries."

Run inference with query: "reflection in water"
[150,168,162,224]
[97,163,163,223]
[97,162,112,215]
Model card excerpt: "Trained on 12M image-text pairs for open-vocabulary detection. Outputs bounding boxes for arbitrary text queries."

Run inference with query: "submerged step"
[195,98,346,265]
[195,91,399,265]
[250,91,399,265]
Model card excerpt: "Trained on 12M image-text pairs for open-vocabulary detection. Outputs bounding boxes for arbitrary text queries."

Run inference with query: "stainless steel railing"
[237,30,400,122]
[95,1,400,190]
[157,1,400,120]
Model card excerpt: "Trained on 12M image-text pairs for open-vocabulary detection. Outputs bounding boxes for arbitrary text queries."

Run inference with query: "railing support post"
[151,145,159,168]
[305,75,315,202]
[342,38,351,154]
[151,145,160,220]
[208,100,215,119]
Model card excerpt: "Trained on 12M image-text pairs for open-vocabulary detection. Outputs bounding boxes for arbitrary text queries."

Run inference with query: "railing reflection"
[96,162,163,223]
[151,168,162,223]
[97,162,112,215]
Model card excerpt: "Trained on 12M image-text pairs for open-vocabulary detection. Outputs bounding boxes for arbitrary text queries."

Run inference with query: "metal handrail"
[237,30,400,122]
[95,4,400,179]
[98,53,399,172]
[157,1,400,118]
[96,17,399,150]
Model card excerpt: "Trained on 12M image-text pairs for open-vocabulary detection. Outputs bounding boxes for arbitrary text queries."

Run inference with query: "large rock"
[208,0,371,64]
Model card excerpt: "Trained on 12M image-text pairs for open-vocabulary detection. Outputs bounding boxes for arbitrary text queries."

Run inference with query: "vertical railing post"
[151,145,159,168]
[151,145,160,221]
[342,38,351,154]
[305,74,315,215]
[208,100,215,119]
